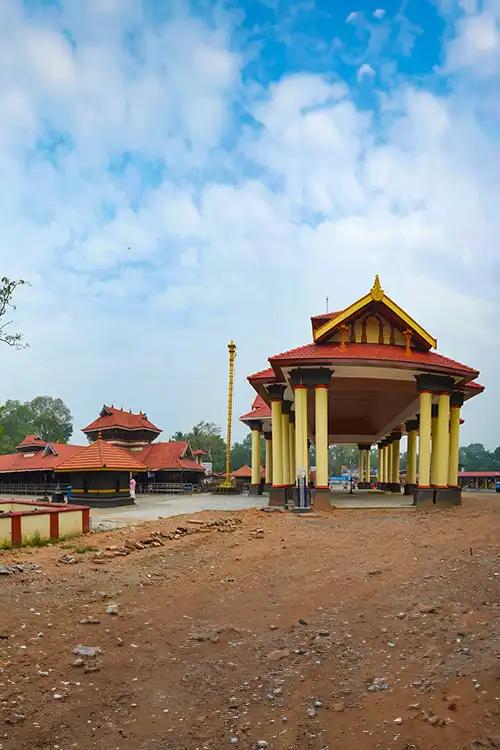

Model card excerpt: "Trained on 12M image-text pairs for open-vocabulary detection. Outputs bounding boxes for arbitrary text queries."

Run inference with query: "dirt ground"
[0,494,499,750]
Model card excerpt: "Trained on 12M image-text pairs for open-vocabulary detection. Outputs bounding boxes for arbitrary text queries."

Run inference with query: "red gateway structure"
[241,276,484,510]
[0,405,204,505]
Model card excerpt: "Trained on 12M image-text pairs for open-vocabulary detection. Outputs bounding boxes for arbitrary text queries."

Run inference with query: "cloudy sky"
[0,0,499,447]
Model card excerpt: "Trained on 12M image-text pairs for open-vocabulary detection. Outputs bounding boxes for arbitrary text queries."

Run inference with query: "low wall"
[0,499,90,547]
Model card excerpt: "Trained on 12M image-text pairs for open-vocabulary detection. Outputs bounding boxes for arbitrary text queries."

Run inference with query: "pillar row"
[448,392,464,487]
[250,425,262,487]
[264,432,272,486]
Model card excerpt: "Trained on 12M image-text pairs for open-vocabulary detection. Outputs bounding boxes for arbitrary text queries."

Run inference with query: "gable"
[313,276,437,351]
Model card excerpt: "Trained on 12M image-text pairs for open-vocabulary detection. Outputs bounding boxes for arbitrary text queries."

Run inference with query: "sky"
[0,0,499,447]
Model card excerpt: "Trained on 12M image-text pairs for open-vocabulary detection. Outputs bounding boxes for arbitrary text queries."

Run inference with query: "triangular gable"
[313,275,437,350]
[42,443,57,457]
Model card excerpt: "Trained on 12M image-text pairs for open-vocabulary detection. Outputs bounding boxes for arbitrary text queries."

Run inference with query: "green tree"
[0,277,28,348]
[0,397,73,453]
[172,421,227,472]
[459,443,500,471]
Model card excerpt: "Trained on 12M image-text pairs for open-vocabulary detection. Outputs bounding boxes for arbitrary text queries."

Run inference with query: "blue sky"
[0,0,499,446]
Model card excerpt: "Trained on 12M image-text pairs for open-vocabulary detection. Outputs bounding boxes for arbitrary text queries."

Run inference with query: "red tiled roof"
[464,380,484,391]
[232,464,252,478]
[248,367,276,382]
[192,448,207,456]
[83,406,161,434]
[458,471,500,478]
[311,310,342,331]
[132,442,204,473]
[0,443,83,474]
[268,342,479,377]
[240,394,271,422]
[56,440,146,472]
[16,434,46,450]
[231,464,265,479]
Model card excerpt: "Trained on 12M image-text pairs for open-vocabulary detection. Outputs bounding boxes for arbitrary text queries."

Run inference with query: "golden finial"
[370,274,384,301]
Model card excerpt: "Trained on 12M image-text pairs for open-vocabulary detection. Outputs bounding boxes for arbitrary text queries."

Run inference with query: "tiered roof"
[56,439,147,472]
[83,405,161,435]
[133,441,204,473]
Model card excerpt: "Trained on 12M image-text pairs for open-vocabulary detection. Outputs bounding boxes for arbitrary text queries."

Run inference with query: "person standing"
[129,476,136,500]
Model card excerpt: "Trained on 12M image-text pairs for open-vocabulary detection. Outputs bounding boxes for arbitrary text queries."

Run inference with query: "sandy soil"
[0,494,499,750]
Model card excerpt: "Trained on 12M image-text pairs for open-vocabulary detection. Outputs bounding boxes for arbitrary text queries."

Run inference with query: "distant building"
[0,405,204,504]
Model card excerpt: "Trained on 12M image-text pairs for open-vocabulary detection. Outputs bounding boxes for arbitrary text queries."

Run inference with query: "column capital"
[357,443,371,450]
[263,431,272,440]
[451,391,465,408]
[281,400,292,415]
[267,384,286,401]
[405,418,419,432]
[290,367,333,387]
[390,431,402,441]
[415,373,455,394]
[247,420,262,432]
[431,403,439,419]
[289,412,295,425]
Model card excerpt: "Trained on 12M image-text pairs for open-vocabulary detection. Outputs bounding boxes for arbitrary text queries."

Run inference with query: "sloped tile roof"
[240,394,271,422]
[268,342,479,377]
[56,440,146,472]
[132,442,204,473]
[83,406,161,434]
[0,443,83,474]
[16,434,46,450]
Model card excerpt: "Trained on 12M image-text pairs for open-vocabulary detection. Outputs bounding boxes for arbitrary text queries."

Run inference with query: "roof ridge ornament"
[370,274,384,302]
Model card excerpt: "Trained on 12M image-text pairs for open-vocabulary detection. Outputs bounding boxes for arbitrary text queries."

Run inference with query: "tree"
[230,433,265,470]
[0,397,73,453]
[171,421,227,472]
[0,277,28,348]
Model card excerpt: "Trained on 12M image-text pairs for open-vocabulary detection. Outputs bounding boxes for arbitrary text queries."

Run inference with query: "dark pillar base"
[268,486,288,507]
[263,483,272,494]
[434,487,462,507]
[389,483,401,493]
[404,483,417,495]
[249,484,263,496]
[312,487,332,511]
[358,481,369,489]
[413,488,435,508]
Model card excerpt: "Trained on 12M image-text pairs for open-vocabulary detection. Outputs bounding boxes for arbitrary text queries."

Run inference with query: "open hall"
[241,276,483,510]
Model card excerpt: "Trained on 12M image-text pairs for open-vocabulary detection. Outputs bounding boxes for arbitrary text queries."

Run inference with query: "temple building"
[241,276,484,510]
[0,405,204,503]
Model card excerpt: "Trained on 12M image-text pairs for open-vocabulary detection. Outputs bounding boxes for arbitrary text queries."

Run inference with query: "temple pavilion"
[241,276,484,510]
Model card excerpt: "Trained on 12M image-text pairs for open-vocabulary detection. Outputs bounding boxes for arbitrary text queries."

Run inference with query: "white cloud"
[357,63,376,80]
[0,1,499,451]
[373,9,386,19]
[345,11,360,23]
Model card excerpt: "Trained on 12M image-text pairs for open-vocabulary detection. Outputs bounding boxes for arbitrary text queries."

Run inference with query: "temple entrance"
[240,276,483,512]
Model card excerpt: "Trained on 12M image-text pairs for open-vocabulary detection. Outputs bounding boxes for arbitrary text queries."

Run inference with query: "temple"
[241,276,484,510]
[0,405,204,504]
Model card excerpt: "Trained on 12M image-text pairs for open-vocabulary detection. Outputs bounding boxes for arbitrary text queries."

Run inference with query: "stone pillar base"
[263,483,272,494]
[404,483,417,495]
[434,487,462,507]
[389,483,401,493]
[249,484,262,496]
[312,487,332,511]
[413,488,435,508]
[268,486,287,507]
[357,481,369,489]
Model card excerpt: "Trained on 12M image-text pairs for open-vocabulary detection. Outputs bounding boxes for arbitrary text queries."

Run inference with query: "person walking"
[129,476,136,501]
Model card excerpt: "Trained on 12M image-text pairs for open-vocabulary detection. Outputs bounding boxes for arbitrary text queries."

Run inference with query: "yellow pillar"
[359,448,364,485]
[391,433,401,486]
[418,391,432,487]
[448,393,463,487]
[315,384,329,488]
[365,447,371,485]
[281,407,291,486]
[434,392,451,487]
[294,385,308,478]
[289,419,295,484]
[406,420,418,486]
[251,426,261,486]
[386,439,393,485]
[271,398,283,486]
[381,444,386,483]
[430,405,439,486]
[265,434,272,485]
[377,445,381,482]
